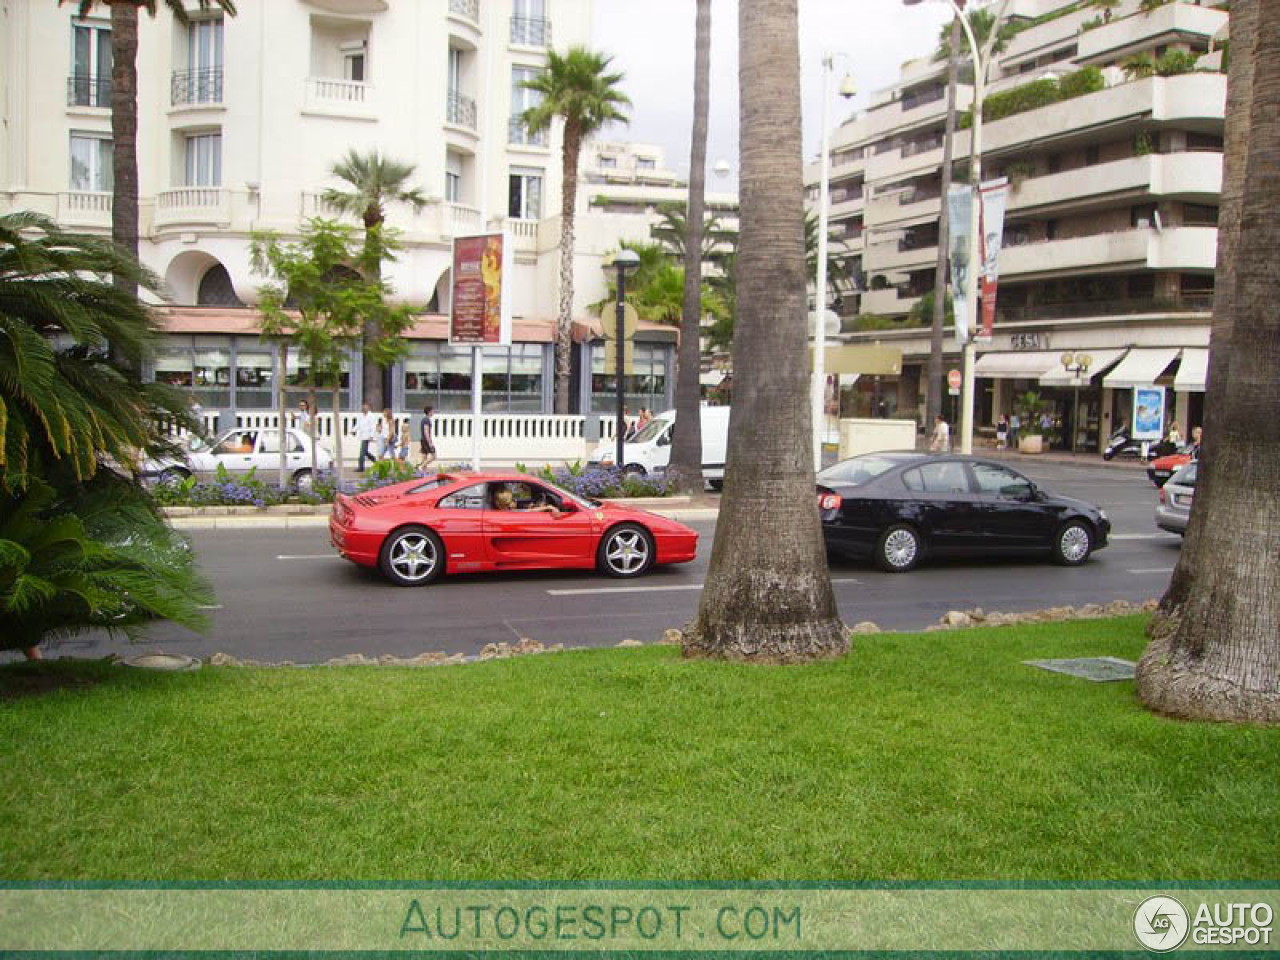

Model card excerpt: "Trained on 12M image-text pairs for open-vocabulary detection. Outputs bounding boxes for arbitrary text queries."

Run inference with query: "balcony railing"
[510,16,552,46]
[171,68,224,106]
[509,116,548,147]
[447,90,477,129]
[901,85,945,112]
[306,77,370,105]
[67,74,110,108]
[995,295,1213,324]
[448,0,480,21]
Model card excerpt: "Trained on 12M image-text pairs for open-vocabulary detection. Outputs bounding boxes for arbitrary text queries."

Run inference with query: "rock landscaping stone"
[851,621,881,635]
[617,638,644,648]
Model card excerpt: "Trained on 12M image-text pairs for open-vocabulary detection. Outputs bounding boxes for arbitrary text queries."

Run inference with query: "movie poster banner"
[978,177,1010,342]
[450,232,512,346]
[1133,386,1167,441]
[946,184,974,343]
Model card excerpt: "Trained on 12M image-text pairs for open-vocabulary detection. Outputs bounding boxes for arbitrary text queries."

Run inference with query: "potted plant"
[1016,390,1050,454]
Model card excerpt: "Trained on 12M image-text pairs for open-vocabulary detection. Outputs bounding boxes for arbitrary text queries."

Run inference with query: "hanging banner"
[946,184,974,343]
[449,232,512,346]
[978,176,1009,343]
[1132,386,1166,441]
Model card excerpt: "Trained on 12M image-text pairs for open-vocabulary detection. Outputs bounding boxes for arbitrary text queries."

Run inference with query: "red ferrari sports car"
[330,472,699,586]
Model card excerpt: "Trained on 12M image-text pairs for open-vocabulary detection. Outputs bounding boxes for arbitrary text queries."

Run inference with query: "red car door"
[430,482,489,572]
[482,483,598,566]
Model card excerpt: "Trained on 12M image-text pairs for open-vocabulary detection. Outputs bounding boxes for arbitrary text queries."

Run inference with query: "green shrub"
[1058,65,1105,98]
[1155,49,1200,76]
[357,459,419,491]
[960,67,1106,129]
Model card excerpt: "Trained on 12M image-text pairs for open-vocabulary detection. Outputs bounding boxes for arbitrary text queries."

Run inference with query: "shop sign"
[1009,332,1047,351]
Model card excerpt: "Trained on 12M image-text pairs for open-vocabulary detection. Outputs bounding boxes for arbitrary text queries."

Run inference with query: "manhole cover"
[120,653,201,672]
[1024,656,1136,682]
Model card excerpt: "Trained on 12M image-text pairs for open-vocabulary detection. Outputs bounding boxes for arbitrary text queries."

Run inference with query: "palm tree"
[650,203,726,263]
[933,5,1008,65]
[321,149,427,410]
[1136,0,1280,723]
[522,47,631,414]
[670,0,713,492]
[62,0,237,302]
[682,0,846,663]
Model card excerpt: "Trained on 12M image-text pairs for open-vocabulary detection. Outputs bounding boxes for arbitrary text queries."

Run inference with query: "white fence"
[163,412,631,464]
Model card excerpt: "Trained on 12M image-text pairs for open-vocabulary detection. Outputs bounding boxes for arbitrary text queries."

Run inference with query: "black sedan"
[817,453,1110,572]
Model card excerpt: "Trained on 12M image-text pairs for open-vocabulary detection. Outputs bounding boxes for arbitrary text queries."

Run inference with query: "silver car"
[1155,461,1196,536]
[139,427,334,491]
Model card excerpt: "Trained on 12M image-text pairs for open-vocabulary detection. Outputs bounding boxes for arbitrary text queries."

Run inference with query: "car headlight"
[1098,509,1108,523]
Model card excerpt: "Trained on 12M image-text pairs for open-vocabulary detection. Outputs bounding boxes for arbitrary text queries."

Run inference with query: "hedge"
[960,67,1105,128]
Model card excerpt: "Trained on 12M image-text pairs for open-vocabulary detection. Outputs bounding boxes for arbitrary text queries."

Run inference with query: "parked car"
[330,472,699,586]
[1155,461,1197,535]
[1147,445,1198,487]
[817,452,1110,572]
[137,427,333,491]
[588,407,730,489]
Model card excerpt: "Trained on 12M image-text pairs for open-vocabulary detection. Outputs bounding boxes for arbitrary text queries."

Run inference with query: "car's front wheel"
[875,524,921,573]
[292,468,313,493]
[1053,520,1093,566]
[597,523,655,578]
[379,525,444,587]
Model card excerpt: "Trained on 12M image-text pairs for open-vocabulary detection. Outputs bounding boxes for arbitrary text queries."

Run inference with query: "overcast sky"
[591,0,951,188]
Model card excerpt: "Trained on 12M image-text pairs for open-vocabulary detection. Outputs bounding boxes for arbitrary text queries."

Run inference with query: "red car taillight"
[1158,487,1166,504]
[819,492,843,512]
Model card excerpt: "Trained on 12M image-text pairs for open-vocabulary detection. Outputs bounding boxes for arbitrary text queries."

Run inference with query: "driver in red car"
[494,488,559,514]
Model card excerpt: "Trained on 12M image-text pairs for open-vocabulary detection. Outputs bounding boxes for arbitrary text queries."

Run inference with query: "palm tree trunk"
[926,17,960,429]
[670,0,712,492]
[109,4,141,305]
[682,0,847,663]
[1136,0,1280,723]
[554,122,582,415]
[361,215,385,411]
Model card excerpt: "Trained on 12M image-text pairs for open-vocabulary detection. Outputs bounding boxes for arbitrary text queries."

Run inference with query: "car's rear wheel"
[597,523,654,578]
[1053,520,1093,566]
[292,468,313,493]
[875,524,921,573]
[622,463,647,479]
[379,525,444,587]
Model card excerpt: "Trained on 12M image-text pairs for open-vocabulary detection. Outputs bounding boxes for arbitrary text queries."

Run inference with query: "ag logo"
[1134,895,1190,952]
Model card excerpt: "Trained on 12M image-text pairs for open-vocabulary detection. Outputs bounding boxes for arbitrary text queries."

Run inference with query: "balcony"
[67,74,110,109]
[1009,153,1223,213]
[509,116,549,148]
[171,68,224,107]
[503,217,539,251]
[1000,229,1149,278]
[868,240,938,272]
[154,187,229,229]
[444,202,482,237]
[447,90,477,130]
[1078,2,1227,65]
[510,16,552,47]
[303,77,375,120]
[57,191,112,228]
[448,0,480,22]
[996,295,1213,325]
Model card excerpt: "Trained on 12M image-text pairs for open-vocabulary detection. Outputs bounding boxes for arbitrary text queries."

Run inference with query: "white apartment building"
[807,0,1227,451]
[1,0,689,421]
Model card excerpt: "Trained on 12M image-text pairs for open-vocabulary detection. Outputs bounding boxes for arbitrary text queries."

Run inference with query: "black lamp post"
[611,248,641,470]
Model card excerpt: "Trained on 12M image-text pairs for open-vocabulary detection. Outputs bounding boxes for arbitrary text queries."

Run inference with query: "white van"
[588,407,730,489]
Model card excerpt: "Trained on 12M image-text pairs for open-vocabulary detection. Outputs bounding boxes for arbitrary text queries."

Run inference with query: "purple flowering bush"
[523,463,669,500]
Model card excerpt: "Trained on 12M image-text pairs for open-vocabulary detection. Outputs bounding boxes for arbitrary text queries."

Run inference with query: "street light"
[813,52,857,470]
[1060,351,1093,451]
[903,0,1009,454]
[610,248,641,471]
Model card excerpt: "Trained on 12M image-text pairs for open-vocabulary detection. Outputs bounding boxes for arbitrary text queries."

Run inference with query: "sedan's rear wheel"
[1053,520,1093,566]
[379,525,444,587]
[876,524,921,573]
[598,523,654,578]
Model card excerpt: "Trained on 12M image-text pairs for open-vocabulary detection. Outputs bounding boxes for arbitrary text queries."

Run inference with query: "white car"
[139,427,334,490]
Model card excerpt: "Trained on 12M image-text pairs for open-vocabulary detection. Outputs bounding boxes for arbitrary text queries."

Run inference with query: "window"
[599,156,617,169]
[1084,145,1100,166]
[70,133,112,191]
[817,456,899,487]
[510,66,545,144]
[404,342,473,412]
[590,342,668,414]
[445,153,463,203]
[197,264,243,306]
[902,462,970,494]
[183,17,224,103]
[213,430,258,456]
[1131,203,1157,228]
[637,157,656,170]
[1045,219,1058,241]
[438,483,487,510]
[448,47,462,94]
[1183,203,1218,226]
[71,21,111,107]
[508,168,543,220]
[970,462,1033,498]
[344,45,366,83]
[260,433,304,454]
[184,132,222,186]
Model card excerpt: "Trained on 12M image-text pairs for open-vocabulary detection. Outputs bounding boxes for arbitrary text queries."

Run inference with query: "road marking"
[547,578,860,597]
[196,604,223,611]
[1128,567,1175,575]
[276,554,342,561]
[1110,533,1180,541]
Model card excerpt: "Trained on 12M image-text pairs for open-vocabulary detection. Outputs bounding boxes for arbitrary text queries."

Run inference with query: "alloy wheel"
[884,528,918,569]
[389,533,437,582]
[605,529,650,575]
[1059,524,1091,564]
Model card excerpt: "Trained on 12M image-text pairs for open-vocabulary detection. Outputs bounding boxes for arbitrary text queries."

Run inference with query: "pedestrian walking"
[418,405,436,470]
[396,422,411,464]
[378,408,396,460]
[1009,412,1021,448]
[293,399,312,433]
[355,403,378,472]
[996,414,1009,451]
[929,415,951,452]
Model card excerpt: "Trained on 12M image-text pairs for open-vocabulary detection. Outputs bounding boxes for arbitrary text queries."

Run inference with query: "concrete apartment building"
[0,0,696,422]
[808,0,1227,451]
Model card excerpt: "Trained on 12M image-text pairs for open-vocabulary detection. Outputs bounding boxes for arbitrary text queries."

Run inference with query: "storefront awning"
[1102,347,1180,389]
[700,369,726,387]
[1038,348,1128,386]
[808,345,902,375]
[972,350,1059,380]
[1173,348,1209,393]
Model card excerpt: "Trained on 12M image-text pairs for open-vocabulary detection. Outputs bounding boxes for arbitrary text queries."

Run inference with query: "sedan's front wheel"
[379,525,444,587]
[598,524,654,578]
[875,524,921,573]
[1053,520,1093,566]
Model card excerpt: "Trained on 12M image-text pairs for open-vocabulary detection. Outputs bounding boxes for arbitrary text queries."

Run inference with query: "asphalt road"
[40,459,1181,664]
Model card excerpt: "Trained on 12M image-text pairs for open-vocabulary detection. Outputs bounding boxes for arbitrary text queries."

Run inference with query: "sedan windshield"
[818,455,901,487]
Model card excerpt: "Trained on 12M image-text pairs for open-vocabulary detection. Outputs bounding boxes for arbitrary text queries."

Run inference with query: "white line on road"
[1110,533,1180,541]
[1128,567,1175,575]
[276,554,342,561]
[547,578,860,597]
[196,604,224,610]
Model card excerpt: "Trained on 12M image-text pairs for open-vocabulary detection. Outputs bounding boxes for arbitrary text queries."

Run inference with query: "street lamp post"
[813,53,857,471]
[1060,351,1093,452]
[611,248,641,470]
[904,0,1009,454]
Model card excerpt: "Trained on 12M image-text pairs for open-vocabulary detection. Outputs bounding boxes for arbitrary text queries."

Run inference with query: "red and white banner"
[978,177,1009,342]
[449,232,512,346]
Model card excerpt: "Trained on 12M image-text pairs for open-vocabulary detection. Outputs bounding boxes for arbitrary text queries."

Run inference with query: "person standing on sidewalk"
[1009,412,1021,449]
[996,414,1009,451]
[418,405,436,470]
[929,415,951,453]
[356,403,378,472]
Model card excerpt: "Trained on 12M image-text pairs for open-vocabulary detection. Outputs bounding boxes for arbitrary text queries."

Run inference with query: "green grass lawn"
[2,615,1276,881]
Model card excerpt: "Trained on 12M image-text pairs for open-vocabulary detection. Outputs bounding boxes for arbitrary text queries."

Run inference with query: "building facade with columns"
[806,0,1227,451]
[0,0,698,424]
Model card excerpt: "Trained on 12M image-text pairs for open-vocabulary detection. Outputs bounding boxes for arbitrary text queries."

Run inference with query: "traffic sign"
[948,368,963,390]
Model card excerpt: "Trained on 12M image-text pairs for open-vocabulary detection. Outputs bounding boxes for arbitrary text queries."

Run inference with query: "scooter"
[1103,428,1176,461]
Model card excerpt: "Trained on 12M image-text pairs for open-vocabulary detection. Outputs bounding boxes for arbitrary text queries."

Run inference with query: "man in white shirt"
[930,415,951,453]
[355,403,379,472]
